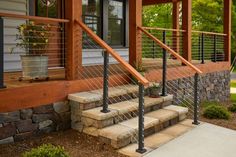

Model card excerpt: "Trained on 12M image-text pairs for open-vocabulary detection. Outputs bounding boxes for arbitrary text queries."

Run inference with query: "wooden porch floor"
[2,59,213,89]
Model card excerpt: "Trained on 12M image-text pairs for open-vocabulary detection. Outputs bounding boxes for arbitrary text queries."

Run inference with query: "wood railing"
[75,20,149,86]
[138,26,203,74]
[0,12,69,23]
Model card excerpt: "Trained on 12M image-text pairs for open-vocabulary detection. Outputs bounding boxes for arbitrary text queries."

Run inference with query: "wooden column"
[129,0,142,67]
[224,0,232,62]
[172,1,180,53]
[65,0,82,80]
[182,0,192,61]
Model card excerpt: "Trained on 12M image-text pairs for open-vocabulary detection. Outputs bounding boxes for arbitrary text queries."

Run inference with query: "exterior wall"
[167,70,230,105]
[0,101,70,144]
[82,48,129,66]
[0,0,27,72]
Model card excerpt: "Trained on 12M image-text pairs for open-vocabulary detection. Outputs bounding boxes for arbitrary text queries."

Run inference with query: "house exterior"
[0,0,232,154]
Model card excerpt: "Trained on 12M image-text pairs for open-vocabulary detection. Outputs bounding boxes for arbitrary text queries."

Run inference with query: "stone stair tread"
[99,116,159,140]
[120,117,159,130]
[145,109,179,122]
[82,107,118,120]
[81,96,172,122]
[164,105,188,115]
[68,84,140,103]
[109,101,138,114]
[118,119,194,157]
[92,87,128,98]
[68,92,102,103]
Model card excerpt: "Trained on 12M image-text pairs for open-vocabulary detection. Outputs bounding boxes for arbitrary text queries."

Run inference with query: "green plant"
[12,21,52,55]
[201,101,221,108]
[22,144,69,157]
[203,105,231,120]
[228,104,236,113]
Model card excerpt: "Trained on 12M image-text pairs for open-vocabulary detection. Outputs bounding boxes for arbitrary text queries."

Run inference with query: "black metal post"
[162,30,167,96]
[0,17,5,89]
[152,40,155,59]
[213,35,217,62]
[198,34,201,61]
[136,83,147,154]
[101,51,110,113]
[201,33,205,64]
[193,73,200,125]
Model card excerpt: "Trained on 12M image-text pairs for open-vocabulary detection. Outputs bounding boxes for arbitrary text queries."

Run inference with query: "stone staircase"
[68,84,194,157]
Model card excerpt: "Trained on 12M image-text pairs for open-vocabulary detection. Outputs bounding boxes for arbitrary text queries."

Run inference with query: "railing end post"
[193,73,200,125]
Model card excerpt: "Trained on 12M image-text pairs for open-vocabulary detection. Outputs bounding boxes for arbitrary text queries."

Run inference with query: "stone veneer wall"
[0,101,70,145]
[167,70,230,105]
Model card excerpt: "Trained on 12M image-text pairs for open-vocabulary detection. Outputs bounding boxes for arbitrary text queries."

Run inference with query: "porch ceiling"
[143,0,182,5]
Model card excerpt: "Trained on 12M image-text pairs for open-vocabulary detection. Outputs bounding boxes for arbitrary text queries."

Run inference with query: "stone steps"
[94,105,188,149]
[80,95,173,130]
[118,119,196,157]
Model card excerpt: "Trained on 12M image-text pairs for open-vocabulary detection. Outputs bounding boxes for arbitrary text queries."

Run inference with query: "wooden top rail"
[0,12,69,23]
[192,30,227,36]
[138,26,203,74]
[75,20,149,86]
[142,27,186,33]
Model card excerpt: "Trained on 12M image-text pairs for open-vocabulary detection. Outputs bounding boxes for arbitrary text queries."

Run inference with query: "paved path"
[231,88,236,94]
[145,123,236,157]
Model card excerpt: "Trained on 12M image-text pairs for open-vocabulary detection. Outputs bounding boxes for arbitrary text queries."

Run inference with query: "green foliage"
[231,94,236,102]
[203,105,231,120]
[22,144,69,157]
[201,101,221,108]
[228,104,236,112]
[231,82,236,88]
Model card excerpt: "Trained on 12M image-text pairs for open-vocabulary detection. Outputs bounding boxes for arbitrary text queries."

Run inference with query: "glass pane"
[108,0,124,46]
[36,0,58,18]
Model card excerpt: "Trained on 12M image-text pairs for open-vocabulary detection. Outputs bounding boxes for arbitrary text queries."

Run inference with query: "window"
[82,0,101,36]
[82,0,126,47]
[108,0,124,46]
[35,0,60,18]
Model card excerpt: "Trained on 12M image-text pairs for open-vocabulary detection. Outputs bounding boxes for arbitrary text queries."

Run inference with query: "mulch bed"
[200,102,236,131]
[0,130,127,157]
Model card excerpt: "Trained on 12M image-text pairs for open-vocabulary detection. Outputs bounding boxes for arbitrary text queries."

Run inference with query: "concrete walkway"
[145,123,236,157]
[231,88,236,94]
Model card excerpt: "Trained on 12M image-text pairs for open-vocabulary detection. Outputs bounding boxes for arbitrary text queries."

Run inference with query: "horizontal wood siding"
[82,48,129,66]
[0,0,27,72]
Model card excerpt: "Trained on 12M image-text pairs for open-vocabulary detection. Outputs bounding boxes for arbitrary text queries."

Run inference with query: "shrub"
[228,104,236,113]
[22,144,69,157]
[203,105,231,120]
[201,101,221,108]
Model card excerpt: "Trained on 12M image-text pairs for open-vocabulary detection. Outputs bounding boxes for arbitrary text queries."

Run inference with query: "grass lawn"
[231,82,236,88]
[231,93,236,102]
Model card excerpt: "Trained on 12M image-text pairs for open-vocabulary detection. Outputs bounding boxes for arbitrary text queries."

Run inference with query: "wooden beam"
[172,1,180,53]
[143,0,181,6]
[65,0,82,80]
[0,74,129,113]
[129,0,142,68]
[182,0,192,61]
[224,0,232,62]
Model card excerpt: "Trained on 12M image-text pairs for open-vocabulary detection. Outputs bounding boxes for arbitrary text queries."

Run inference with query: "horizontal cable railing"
[0,13,69,86]
[138,26,202,125]
[75,20,149,153]
[142,27,185,59]
[192,30,226,64]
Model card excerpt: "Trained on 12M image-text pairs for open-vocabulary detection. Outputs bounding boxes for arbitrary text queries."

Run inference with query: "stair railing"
[75,20,149,153]
[138,26,202,125]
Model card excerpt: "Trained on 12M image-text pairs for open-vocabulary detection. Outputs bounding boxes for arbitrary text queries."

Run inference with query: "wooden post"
[65,0,82,80]
[172,1,180,53]
[224,0,232,62]
[182,0,192,61]
[129,0,142,68]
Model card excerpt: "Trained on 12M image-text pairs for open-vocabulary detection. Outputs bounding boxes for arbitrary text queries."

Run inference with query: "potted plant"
[149,83,161,98]
[12,21,51,81]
